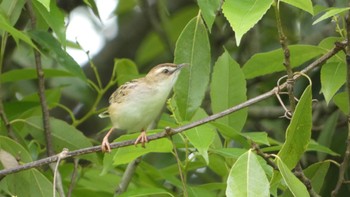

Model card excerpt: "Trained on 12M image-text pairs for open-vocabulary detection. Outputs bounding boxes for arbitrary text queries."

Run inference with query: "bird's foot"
[101,136,111,153]
[134,131,148,148]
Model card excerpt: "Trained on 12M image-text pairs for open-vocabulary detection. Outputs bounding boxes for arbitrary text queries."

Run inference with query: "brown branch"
[331,9,350,197]
[25,0,54,157]
[115,157,142,194]
[67,158,79,197]
[0,41,346,178]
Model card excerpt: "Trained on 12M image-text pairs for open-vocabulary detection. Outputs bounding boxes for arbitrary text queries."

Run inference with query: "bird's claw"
[134,131,148,148]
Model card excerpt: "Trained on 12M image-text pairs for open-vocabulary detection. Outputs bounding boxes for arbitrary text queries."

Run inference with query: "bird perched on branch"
[99,63,186,152]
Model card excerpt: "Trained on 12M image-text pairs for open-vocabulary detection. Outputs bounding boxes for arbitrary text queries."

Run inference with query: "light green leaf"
[0,136,32,163]
[307,140,339,157]
[0,14,37,49]
[1,68,74,83]
[278,85,312,169]
[29,31,87,81]
[226,149,269,197]
[242,132,270,146]
[118,188,175,197]
[174,16,211,121]
[210,148,246,159]
[0,0,25,25]
[275,156,309,197]
[333,91,348,114]
[83,0,101,20]
[243,45,325,79]
[303,161,330,193]
[185,109,215,164]
[32,0,65,45]
[317,111,339,160]
[211,50,247,131]
[197,0,220,32]
[222,0,273,46]
[321,62,346,104]
[313,7,350,25]
[35,0,50,11]
[114,58,139,86]
[0,169,57,197]
[23,116,97,162]
[112,131,173,166]
[281,0,314,15]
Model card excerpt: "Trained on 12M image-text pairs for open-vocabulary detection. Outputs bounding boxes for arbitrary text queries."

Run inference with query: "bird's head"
[146,63,187,85]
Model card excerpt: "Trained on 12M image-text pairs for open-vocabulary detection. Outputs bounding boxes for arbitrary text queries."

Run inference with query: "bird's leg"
[102,127,114,152]
[134,129,148,148]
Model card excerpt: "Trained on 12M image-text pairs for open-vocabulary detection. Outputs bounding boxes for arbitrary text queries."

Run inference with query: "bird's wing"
[109,79,139,104]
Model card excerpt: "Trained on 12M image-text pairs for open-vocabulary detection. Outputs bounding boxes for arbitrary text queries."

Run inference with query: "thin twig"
[67,158,79,197]
[25,0,54,157]
[0,41,346,177]
[331,9,350,197]
[115,157,142,195]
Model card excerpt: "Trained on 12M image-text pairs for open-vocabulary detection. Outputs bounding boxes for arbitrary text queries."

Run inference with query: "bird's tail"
[98,110,109,118]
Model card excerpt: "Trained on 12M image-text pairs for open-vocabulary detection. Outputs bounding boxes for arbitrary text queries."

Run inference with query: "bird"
[100,63,186,152]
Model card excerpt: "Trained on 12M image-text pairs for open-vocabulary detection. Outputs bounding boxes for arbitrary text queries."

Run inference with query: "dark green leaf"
[243,45,325,79]
[321,62,346,104]
[304,161,330,193]
[174,16,211,121]
[29,31,87,81]
[317,111,339,160]
[211,50,247,132]
[333,91,348,114]
[222,0,273,45]
[83,0,101,20]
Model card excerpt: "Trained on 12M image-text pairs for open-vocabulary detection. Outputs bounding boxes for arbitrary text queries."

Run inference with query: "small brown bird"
[100,63,186,152]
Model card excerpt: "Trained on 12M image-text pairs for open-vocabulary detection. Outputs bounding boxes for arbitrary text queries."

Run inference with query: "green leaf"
[23,116,97,162]
[277,85,312,169]
[118,188,175,197]
[281,0,314,15]
[83,0,101,21]
[242,132,270,146]
[28,31,87,81]
[35,0,50,11]
[333,91,349,114]
[307,140,339,157]
[210,148,246,159]
[0,169,57,197]
[111,131,173,166]
[1,68,74,83]
[303,161,330,193]
[0,136,32,163]
[321,62,346,104]
[317,111,339,160]
[115,0,137,15]
[174,16,211,121]
[222,0,273,46]
[32,0,66,45]
[185,109,215,164]
[275,156,309,197]
[114,58,139,86]
[0,0,25,25]
[226,149,270,197]
[197,0,220,32]
[211,122,249,147]
[22,88,61,108]
[313,7,350,25]
[0,14,37,49]
[211,50,247,132]
[243,45,325,79]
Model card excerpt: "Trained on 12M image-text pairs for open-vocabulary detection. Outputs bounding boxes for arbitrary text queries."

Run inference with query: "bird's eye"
[162,69,169,74]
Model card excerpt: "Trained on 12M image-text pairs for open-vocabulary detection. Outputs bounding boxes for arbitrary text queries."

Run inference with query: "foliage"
[1,0,350,196]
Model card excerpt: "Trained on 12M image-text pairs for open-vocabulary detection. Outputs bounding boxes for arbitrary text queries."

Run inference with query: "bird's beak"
[176,63,189,70]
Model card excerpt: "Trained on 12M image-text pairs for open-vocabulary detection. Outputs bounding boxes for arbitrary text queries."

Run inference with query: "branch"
[331,9,350,197]
[115,157,142,194]
[0,41,346,178]
[25,0,54,157]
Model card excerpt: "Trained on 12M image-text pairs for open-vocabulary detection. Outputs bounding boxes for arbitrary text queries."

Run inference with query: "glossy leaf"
[275,156,309,197]
[111,131,173,166]
[313,7,350,25]
[1,68,74,83]
[174,16,211,121]
[197,0,220,32]
[0,14,37,49]
[277,85,312,169]
[226,149,269,197]
[211,50,247,132]
[222,0,273,45]
[321,62,346,104]
[243,45,325,79]
[333,91,349,114]
[29,31,87,81]
[281,0,314,15]
[185,109,215,164]
[23,116,97,162]
[32,0,66,45]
